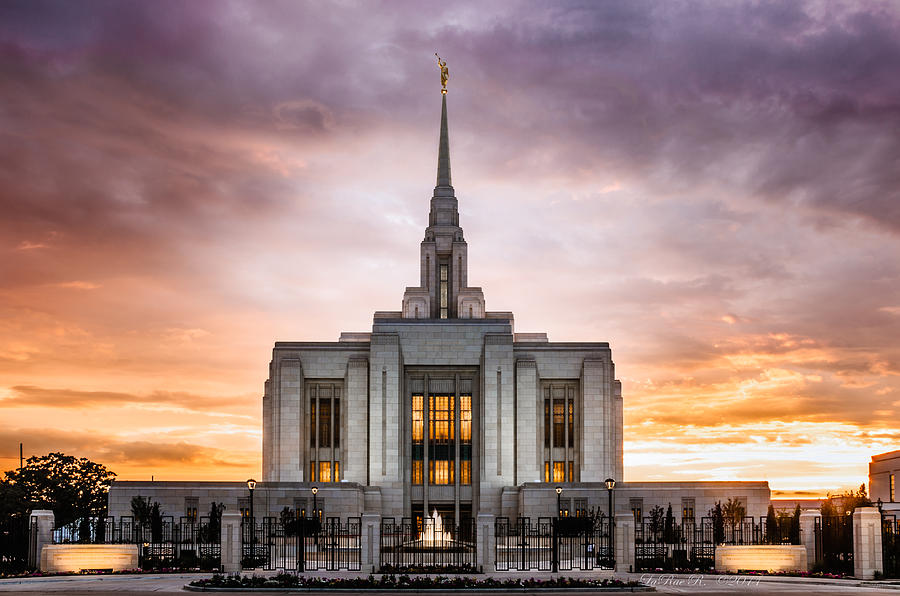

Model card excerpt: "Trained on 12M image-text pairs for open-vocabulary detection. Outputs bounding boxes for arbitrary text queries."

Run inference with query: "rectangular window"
[185,497,199,523]
[318,399,331,447]
[439,264,448,318]
[574,498,587,517]
[428,394,454,485]
[553,400,564,447]
[309,461,316,482]
[891,474,896,502]
[460,394,472,485]
[310,399,317,448]
[682,498,695,521]
[333,399,340,447]
[412,393,424,484]
[460,460,471,485]
[544,461,550,483]
[567,401,575,447]
[412,460,423,484]
[568,461,574,482]
[630,498,643,525]
[553,461,564,483]
[319,461,332,483]
[544,399,550,447]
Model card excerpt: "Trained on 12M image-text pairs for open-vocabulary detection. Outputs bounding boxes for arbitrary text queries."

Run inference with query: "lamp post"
[312,486,319,519]
[553,486,562,573]
[605,478,616,569]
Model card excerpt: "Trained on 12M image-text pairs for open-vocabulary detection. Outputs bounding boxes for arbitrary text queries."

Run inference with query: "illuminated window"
[892,474,896,502]
[567,401,575,447]
[319,461,332,483]
[460,394,472,486]
[553,462,564,483]
[310,461,316,482]
[412,394,424,484]
[428,394,454,485]
[682,498,695,521]
[568,461,574,482]
[412,461,423,484]
[630,498,643,525]
[544,461,550,482]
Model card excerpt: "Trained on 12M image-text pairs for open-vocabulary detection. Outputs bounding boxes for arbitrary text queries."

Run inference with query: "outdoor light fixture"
[555,486,563,517]
[605,478,616,569]
[246,478,257,532]
[312,486,319,519]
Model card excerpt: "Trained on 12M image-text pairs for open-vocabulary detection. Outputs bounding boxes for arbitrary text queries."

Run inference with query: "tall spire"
[436,93,452,189]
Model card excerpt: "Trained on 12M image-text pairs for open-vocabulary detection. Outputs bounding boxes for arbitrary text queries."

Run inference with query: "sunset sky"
[2,1,899,498]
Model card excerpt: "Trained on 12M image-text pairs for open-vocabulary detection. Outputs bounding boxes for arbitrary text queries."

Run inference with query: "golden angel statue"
[435,53,449,92]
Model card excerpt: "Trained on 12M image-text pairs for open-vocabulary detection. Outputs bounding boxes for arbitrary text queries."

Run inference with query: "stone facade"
[869,449,899,510]
[109,90,770,523]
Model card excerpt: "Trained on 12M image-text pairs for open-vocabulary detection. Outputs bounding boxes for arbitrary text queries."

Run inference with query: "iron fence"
[634,517,716,571]
[814,514,853,575]
[494,516,613,572]
[50,516,221,570]
[380,517,476,571]
[241,517,360,571]
[0,516,34,575]
[883,513,899,579]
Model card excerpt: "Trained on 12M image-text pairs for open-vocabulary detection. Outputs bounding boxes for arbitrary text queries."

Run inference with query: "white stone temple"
[109,84,770,526]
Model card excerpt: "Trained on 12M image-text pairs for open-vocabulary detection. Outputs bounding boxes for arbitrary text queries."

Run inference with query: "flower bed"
[378,564,480,574]
[188,573,645,590]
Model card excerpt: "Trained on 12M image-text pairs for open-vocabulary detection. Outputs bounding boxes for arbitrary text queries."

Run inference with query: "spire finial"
[436,86,452,188]
[435,53,448,94]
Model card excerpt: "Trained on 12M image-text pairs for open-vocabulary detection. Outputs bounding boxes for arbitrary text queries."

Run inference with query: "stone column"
[221,512,243,574]
[476,513,495,572]
[799,510,821,571]
[28,510,54,570]
[852,507,883,580]
[614,512,634,573]
[360,513,381,574]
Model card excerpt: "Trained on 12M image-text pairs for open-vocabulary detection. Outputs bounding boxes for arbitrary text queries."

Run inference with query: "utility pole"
[19,443,23,470]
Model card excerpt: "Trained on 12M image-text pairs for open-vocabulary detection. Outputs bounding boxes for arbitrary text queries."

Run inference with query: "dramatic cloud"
[1,0,898,494]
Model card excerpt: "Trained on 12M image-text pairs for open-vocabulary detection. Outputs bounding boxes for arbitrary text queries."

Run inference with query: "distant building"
[870,449,900,511]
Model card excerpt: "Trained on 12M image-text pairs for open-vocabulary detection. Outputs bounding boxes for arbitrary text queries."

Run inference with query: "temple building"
[109,81,769,526]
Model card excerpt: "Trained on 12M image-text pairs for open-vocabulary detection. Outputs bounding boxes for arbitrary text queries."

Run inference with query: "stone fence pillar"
[28,510,54,570]
[221,512,243,574]
[614,512,634,573]
[360,513,381,574]
[477,513,495,572]
[799,509,820,571]
[853,507,883,580]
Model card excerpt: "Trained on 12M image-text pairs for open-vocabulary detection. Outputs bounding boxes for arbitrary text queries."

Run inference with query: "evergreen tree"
[766,504,778,544]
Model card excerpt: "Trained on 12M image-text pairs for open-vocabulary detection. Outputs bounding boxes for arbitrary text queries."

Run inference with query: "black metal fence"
[883,513,899,579]
[241,517,361,571]
[814,514,853,575]
[50,516,221,570]
[380,517,476,571]
[0,516,35,575]
[635,517,717,571]
[494,516,613,571]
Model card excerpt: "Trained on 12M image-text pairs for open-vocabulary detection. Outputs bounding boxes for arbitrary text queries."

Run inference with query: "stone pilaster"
[515,359,539,485]
[344,357,369,484]
[476,513,495,572]
[799,510,821,571]
[28,510,54,570]
[581,359,609,481]
[852,507,883,579]
[361,512,381,573]
[221,512,242,573]
[277,358,302,482]
[615,512,634,573]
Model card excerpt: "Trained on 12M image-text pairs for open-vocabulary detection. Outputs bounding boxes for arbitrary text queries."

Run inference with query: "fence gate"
[884,514,899,579]
[635,517,716,571]
[815,515,853,575]
[494,517,613,572]
[380,517,476,572]
[495,517,552,571]
[242,517,360,571]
